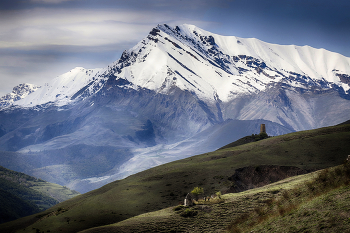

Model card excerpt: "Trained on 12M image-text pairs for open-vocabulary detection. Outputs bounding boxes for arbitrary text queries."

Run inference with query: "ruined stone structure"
[260,124,266,134]
[184,193,194,206]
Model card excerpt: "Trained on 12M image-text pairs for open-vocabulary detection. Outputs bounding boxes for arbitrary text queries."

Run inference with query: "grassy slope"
[0,166,80,223]
[78,176,309,233]
[79,163,350,233]
[251,185,350,233]
[1,123,350,233]
[78,173,312,233]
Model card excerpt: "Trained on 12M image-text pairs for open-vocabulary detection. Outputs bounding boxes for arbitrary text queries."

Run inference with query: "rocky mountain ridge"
[2,24,350,109]
[0,84,40,108]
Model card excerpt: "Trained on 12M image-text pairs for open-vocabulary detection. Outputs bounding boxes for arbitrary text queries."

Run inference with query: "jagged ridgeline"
[1,122,349,233]
[0,23,350,194]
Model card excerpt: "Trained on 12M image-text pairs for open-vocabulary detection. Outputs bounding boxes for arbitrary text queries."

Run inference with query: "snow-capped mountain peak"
[104,24,350,102]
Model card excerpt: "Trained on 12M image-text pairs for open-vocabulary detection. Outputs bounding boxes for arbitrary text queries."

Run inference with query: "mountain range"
[0,24,350,193]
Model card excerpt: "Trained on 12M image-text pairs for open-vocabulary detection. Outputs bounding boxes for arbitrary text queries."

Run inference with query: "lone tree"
[191,187,204,201]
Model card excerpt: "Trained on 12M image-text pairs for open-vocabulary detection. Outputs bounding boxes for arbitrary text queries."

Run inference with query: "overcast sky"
[0,0,349,97]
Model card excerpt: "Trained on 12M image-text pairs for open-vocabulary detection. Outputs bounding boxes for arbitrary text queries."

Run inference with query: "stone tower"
[260,124,266,134]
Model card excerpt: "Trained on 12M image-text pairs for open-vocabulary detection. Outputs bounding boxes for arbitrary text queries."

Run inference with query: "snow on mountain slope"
[174,24,350,83]
[106,24,350,102]
[0,83,40,108]
[2,24,350,108]
[1,67,103,109]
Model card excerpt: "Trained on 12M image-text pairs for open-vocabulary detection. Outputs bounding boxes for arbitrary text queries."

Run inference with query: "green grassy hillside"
[1,123,349,233]
[79,162,350,233]
[0,166,80,224]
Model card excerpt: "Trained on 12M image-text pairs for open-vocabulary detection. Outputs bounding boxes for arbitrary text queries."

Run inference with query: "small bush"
[173,205,184,211]
[180,208,198,217]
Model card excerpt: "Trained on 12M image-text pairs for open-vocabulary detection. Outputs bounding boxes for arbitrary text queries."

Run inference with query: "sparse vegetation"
[79,163,350,232]
[254,132,269,141]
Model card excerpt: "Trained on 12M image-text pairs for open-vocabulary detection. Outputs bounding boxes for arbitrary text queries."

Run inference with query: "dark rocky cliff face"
[227,165,314,193]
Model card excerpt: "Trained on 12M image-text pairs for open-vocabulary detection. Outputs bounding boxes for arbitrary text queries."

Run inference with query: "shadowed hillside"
[0,166,80,224]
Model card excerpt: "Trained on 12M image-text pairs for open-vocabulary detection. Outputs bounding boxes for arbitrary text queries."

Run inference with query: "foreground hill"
[0,122,349,232]
[81,162,350,233]
[0,166,80,224]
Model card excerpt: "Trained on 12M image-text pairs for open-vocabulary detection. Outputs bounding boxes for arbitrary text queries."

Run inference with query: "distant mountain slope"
[0,84,40,108]
[0,166,79,224]
[1,122,349,233]
[0,68,103,109]
[1,24,350,193]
